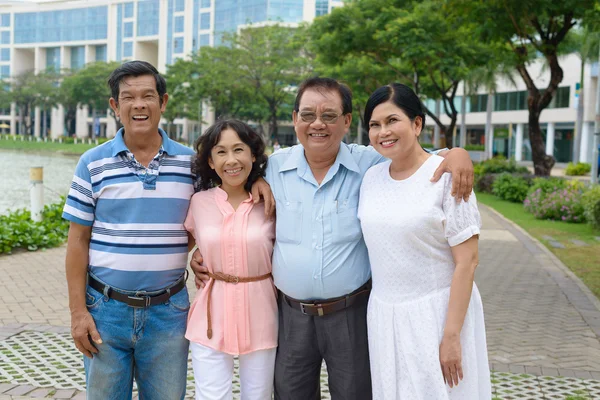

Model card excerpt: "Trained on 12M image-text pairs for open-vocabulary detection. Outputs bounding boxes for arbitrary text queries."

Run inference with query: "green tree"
[309,0,491,148]
[60,61,121,134]
[8,69,58,136]
[451,0,600,175]
[168,24,311,141]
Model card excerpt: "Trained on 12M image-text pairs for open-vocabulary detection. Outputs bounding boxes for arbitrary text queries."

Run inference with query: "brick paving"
[0,205,599,398]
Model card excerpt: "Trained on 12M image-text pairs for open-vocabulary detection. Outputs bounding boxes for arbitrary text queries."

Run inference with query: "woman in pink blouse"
[184,119,276,399]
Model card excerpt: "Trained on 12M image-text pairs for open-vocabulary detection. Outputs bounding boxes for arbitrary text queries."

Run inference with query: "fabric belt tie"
[205,271,272,339]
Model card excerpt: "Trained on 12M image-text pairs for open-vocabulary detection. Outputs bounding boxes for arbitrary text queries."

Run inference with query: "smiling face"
[208,128,255,195]
[109,74,168,138]
[368,101,423,160]
[293,88,351,161]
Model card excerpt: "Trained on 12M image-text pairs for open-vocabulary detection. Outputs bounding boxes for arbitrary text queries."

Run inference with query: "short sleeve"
[442,175,481,247]
[62,156,95,226]
[184,198,196,239]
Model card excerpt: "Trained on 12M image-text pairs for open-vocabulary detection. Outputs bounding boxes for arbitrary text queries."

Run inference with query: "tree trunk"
[446,116,457,150]
[528,107,555,176]
[269,110,278,141]
[460,93,467,147]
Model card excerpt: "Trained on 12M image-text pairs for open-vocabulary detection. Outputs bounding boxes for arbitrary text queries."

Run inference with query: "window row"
[14,7,108,44]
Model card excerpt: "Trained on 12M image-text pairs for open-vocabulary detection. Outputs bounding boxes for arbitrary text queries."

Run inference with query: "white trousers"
[190,342,276,400]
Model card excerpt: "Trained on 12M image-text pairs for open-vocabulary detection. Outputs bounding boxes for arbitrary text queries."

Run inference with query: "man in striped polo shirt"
[63,61,195,400]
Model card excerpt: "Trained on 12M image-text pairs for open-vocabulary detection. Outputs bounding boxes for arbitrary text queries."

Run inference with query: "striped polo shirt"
[62,128,195,291]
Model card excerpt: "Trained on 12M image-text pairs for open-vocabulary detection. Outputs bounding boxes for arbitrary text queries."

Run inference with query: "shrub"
[492,173,531,203]
[582,186,600,229]
[527,177,567,197]
[0,198,69,254]
[565,162,591,176]
[475,173,497,194]
[524,186,586,223]
[476,157,529,175]
[465,144,485,151]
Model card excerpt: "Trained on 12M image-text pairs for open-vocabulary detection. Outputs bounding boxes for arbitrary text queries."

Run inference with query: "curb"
[480,204,600,337]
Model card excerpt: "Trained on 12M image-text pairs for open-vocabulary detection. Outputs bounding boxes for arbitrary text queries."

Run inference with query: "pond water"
[0,150,79,215]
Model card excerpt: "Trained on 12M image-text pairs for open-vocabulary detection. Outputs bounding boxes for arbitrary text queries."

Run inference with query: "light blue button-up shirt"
[265,143,385,300]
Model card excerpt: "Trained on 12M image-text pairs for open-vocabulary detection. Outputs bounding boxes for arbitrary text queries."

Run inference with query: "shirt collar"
[111,128,183,157]
[279,142,360,174]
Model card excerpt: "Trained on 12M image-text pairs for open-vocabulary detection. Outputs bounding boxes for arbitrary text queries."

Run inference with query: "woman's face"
[208,128,255,193]
[368,101,422,159]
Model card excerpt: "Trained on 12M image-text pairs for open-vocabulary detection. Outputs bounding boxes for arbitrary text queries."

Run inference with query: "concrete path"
[1,205,600,399]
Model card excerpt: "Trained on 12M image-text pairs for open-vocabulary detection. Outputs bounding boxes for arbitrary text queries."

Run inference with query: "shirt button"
[316,244,322,249]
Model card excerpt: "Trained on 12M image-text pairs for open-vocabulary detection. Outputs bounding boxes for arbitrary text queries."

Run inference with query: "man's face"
[293,88,351,159]
[109,75,168,137]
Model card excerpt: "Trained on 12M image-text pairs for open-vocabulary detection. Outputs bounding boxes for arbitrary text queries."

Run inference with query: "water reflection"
[0,150,79,215]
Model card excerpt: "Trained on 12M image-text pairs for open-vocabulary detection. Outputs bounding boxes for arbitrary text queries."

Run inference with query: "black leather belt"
[87,273,187,308]
[282,280,371,317]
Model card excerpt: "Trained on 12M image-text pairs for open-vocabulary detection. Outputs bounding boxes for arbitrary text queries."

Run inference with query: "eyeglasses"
[298,111,343,124]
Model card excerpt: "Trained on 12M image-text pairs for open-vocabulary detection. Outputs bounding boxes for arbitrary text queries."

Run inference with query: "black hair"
[363,83,426,130]
[192,119,268,193]
[107,60,167,104]
[294,77,353,115]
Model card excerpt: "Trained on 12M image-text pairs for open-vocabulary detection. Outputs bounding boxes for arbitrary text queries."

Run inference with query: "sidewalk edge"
[480,203,600,314]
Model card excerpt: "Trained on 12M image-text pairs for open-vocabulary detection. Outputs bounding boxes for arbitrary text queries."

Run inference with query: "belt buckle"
[300,302,324,316]
[128,295,151,308]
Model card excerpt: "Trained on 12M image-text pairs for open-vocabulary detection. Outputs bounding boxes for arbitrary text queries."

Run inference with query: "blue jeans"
[83,279,190,400]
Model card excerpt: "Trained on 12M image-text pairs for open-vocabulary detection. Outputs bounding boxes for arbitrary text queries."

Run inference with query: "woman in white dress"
[357,83,491,399]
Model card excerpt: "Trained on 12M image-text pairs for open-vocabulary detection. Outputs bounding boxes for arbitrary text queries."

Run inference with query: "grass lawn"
[0,138,97,155]
[477,192,600,300]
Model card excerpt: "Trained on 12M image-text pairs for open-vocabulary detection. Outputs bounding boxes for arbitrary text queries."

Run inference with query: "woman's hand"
[439,333,463,388]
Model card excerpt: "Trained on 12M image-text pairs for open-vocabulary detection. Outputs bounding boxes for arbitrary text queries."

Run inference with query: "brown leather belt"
[282,280,371,317]
[87,273,186,308]
[205,271,272,339]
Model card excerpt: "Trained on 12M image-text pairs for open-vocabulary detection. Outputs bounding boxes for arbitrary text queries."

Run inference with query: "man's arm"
[65,222,102,358]
[431,148,474,201]
[250,177,275,218]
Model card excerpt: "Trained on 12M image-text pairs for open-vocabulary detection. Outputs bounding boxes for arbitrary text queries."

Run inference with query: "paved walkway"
[1,205,600,399]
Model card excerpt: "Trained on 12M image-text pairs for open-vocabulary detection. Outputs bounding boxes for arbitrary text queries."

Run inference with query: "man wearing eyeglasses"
[192,77,474,399]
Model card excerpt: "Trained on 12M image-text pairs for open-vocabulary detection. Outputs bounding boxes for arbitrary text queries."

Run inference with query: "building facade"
[422,53,598,164]
[0,0,343,139]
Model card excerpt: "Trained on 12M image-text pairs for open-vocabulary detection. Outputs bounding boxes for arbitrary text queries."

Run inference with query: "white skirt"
[367,284,491,400]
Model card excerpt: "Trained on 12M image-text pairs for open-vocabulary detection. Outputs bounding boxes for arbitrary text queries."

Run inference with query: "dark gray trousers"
[273,292,372,400]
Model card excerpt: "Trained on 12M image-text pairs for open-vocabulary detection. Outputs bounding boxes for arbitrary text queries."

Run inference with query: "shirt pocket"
[276,200,302,244]
[332,197,362,245]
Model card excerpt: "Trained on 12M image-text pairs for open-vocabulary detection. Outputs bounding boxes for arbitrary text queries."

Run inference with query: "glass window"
[199,33,210,47]
[200,12,210,30]
[175,0,185,12]
[124,2,134,18]
[517,91,527,110]
[70,46,85,70]
[0,48,9,62]
[95,45,107,62]
[0,31,9,45]
[555,86,570,108]
[494,92,508,111]
[175,16,184,33]
[0,65,9,78]
[123,41,133,58]
[507,92,518,110]
[46,47,61,70]
[137,0,160,36]
[0,14,9,27]
[201,0,211,7]
[173,37,184,53]
[316,0,329,16]
[124,22,134,38]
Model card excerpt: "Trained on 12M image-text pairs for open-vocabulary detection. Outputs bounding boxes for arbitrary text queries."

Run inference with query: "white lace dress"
[358,155,491,400]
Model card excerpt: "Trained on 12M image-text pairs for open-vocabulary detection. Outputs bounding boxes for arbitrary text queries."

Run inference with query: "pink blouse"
[184,187,277,355]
